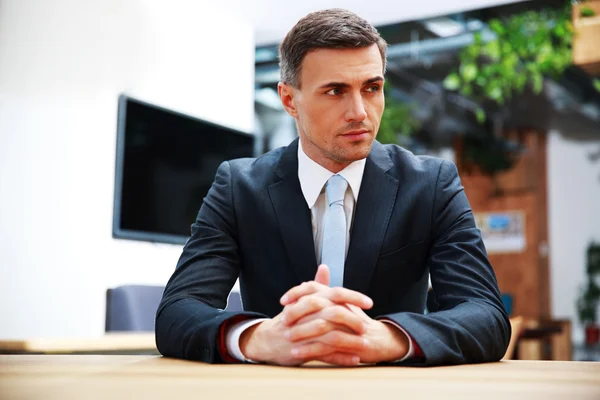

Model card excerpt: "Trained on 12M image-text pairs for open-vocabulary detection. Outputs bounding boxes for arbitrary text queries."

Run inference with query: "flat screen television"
[113,95,255,244]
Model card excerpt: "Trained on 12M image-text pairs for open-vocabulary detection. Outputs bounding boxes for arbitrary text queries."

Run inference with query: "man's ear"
[278,82,299,118]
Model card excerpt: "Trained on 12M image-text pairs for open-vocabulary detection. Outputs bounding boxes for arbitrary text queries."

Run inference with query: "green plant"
[593,79,600,93]
[443,4,574,123]
[577,243,600,325]
[378,84,421,144]
[580,6,596,17]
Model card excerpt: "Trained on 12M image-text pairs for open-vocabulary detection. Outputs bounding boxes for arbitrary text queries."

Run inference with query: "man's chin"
[342,143,373,162]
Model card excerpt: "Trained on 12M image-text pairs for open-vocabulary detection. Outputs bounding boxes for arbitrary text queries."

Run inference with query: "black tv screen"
[113,95,255,244]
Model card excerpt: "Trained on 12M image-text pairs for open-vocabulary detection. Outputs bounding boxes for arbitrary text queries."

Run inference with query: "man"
[155,8,510,366]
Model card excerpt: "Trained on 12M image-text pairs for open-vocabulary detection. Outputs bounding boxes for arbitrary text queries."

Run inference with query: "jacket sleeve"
[155,161,266,363]
[379,160,511,366]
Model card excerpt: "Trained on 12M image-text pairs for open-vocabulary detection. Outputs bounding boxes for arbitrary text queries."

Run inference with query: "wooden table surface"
[1,355,599,400]
[0,333,157,354]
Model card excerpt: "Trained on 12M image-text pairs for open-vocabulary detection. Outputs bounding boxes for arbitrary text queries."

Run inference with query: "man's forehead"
[300,45,384,87]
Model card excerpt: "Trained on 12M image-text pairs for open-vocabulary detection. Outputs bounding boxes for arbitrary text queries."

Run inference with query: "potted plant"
[577,242,600,346]
[572,0,600,74]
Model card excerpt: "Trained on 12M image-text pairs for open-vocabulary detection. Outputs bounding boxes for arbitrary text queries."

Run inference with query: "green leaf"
[501,41,513,55]
[475,108,486,124]
[594,79,600,93]
[460,84,473,96]
[443,73,461,91]
[460,63,478,83]
[525,62,537,73]
[565,20,574,35]
[489,19,505,35]
[483,41,501,61]
[463,45,480,59]
[473,32,483,45]
[502,53,518,70]
[482,65,495,77]
[487,86,504,104]
[515,74,527,93]
[553,24,566,38]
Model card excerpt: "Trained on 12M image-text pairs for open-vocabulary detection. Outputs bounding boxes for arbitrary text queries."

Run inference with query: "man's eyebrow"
[364,76,384,85]
[317,76,384,90]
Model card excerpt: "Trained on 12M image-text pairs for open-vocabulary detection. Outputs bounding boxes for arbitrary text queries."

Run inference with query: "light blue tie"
[321,174,348,288]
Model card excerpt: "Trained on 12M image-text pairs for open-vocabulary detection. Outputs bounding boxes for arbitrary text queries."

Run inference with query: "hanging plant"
[443,3,574,123]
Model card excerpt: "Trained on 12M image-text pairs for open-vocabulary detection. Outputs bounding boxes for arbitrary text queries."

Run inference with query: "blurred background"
[0,0,599,361]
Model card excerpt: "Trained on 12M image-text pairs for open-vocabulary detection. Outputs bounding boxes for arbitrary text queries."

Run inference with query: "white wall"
[0,0,254,338]
[548,127,600,343]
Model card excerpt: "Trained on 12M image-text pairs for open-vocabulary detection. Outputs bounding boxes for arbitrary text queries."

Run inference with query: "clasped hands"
[238,264,409,366]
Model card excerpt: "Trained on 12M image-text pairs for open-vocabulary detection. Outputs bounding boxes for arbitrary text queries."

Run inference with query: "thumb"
[314,264,330,286]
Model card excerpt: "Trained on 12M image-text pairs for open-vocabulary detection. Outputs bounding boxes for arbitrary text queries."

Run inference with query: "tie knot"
[325,175,348,206]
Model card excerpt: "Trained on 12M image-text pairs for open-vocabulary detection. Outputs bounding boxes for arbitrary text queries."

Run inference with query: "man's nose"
[344,93,367,123]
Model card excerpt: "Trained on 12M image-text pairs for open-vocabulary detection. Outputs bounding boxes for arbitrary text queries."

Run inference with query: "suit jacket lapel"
[344,141,399,294]
[268,138,318,284]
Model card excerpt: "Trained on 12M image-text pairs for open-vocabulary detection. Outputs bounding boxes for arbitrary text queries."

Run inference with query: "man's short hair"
[278,8,388,88]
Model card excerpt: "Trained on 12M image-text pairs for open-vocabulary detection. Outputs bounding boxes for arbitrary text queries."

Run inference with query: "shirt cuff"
[225,318,269,363]
[379,319,419,362]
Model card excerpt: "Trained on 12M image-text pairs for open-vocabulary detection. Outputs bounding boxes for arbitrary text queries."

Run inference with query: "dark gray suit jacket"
[155,139,510,365]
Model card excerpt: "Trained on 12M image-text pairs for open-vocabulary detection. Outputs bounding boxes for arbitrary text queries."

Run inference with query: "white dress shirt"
[225,140,415,362]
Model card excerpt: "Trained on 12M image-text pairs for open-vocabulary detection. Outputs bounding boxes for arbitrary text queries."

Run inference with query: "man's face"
[278,44,385,172]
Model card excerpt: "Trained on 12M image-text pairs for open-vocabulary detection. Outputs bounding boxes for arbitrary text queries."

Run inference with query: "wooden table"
[1,355,599,399]
[0,333,157,354]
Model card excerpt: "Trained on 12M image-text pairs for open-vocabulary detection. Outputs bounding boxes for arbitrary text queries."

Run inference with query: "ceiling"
[216,0,527,45]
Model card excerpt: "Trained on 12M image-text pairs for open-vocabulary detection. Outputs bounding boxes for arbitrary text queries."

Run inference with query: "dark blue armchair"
[105,285,243,332]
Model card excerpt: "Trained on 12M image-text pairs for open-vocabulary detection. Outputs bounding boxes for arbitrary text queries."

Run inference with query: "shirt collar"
[297,139,366,209]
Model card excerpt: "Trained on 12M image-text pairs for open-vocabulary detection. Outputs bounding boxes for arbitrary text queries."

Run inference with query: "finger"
[316,330,368,353]
[321,305,367,334]
[326,287,373,309]
[290,341,336,361]
[316,353,361,367]
[282,283,373,309]
[290,305,366,336]
[280,281,325,306]
[291,331,367,360]
[282,295,330,326]
[286,310,365,342]
[285,318,331,342]
[295,316,354,334]
[314,264,330,286]
[345,303,372,321]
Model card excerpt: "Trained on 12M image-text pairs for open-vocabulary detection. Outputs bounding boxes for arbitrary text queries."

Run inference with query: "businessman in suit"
[155,8,510,366]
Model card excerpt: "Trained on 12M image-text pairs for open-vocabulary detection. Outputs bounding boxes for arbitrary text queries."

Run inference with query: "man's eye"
[366,85,381,93]
[325,88,342,96]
